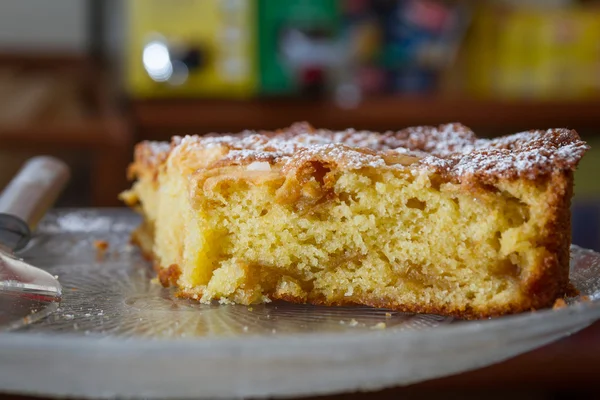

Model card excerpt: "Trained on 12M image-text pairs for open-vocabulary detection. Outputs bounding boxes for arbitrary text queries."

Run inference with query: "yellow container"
[466,5,600,100]
[126,0,257,98]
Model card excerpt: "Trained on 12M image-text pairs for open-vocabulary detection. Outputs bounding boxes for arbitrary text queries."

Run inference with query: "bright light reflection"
[143,41,173,82]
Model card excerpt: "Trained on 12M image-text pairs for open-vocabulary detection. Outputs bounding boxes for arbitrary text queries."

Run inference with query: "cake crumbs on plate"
[371,322,387,330]
[94,240,109,261]
[93,239,109,251]
[349,319,359,327]
[385,312,392,318]
[553,298,567,309]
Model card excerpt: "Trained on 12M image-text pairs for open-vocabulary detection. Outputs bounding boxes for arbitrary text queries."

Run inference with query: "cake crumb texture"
[122,122,588,319]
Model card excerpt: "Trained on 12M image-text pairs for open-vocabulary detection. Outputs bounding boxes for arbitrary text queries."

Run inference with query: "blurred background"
[0,2,598,398]
[0,0,598,250]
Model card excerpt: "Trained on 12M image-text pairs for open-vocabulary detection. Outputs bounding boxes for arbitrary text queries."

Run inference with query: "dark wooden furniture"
[0,54,131,206]
[132,96,600,140]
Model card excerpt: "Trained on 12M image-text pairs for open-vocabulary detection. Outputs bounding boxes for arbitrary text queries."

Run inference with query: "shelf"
[0,54,131,206]
[132,96,600,139]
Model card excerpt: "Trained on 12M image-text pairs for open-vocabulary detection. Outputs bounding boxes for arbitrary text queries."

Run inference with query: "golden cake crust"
[130,121,587,193]
[124,122,588,319]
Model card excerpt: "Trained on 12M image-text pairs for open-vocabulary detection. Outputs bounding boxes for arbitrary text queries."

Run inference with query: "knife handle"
[0,156,70,234]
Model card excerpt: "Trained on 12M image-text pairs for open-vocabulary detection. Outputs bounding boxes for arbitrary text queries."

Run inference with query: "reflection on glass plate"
[0,209,597,399]
[0,295,58,331]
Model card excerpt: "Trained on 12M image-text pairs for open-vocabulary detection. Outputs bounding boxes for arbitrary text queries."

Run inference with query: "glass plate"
[0,209,598,399]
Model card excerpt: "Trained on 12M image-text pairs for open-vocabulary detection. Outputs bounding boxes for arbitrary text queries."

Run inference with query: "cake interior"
[130,158,565,317]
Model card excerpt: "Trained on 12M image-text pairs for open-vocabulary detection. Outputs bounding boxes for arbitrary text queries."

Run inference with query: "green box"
[257,0,340,95]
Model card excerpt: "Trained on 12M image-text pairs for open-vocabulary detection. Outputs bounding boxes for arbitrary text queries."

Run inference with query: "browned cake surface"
[122,122,588,319]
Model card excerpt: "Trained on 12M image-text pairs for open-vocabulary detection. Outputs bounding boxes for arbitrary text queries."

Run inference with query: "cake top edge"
[133,122,589,181]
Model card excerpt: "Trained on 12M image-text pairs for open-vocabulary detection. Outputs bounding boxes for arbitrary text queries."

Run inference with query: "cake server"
[0,156,70,305]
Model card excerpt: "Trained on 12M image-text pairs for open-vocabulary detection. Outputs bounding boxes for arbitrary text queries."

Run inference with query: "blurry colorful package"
[125,0,258,99]
[466,4,600,99]
[256,0,469,97]
[257,0,341,96]
[342,0,470,94]
[122,0,472,99]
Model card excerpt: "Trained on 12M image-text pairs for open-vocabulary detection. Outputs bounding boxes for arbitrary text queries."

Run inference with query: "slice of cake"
[121,122,588,319]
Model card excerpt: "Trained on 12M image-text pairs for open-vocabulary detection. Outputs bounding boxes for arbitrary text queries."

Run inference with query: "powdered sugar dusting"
[436,128,589,181]
[135,122,588,182]
[288,143,388,172]
[133,141,171,167]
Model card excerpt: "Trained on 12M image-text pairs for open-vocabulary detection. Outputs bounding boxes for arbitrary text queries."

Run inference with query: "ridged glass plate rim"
[0,293,598,344]
[0,303,597,399]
